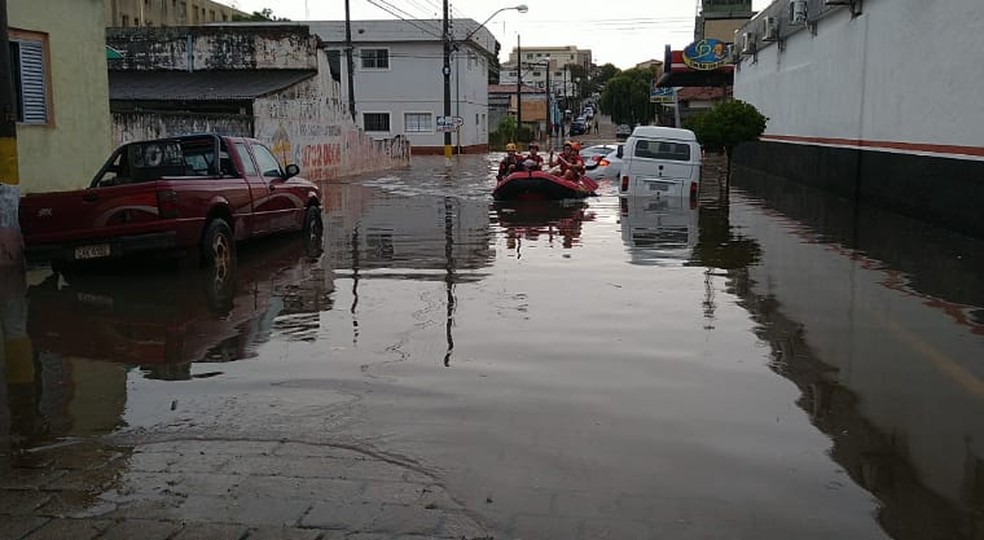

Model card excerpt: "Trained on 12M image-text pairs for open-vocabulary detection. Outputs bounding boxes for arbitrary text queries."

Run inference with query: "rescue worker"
[497,143,523,180]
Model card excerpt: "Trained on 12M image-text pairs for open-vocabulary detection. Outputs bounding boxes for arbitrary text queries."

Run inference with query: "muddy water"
[3,155,982,539]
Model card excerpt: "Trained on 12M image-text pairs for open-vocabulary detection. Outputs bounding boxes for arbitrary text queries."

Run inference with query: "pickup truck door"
[250,142,303,232]
[233,141,273,237]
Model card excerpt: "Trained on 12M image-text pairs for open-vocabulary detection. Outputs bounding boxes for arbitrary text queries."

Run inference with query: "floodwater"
[2,155,982,539]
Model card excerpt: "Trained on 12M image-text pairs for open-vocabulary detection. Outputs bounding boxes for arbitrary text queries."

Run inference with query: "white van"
[617,126,702,200]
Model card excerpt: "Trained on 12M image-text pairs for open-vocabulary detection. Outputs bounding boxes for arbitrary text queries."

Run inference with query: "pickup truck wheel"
[303,206,324,255]
[201,219,235,278]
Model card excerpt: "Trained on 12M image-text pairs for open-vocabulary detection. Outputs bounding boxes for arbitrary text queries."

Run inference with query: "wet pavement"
[1,154,982,539]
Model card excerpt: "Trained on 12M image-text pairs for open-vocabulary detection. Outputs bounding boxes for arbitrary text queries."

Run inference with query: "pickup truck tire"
[303,205,324,255]
[201,219,235,278]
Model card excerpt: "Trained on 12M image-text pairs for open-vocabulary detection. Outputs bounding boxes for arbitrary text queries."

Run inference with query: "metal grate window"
[10,39,48,124]
[363,113,390,132]
[360,48,389,69]
[404,113,432,133]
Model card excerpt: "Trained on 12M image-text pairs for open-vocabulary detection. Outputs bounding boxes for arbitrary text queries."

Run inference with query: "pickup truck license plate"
[74,244,111,260]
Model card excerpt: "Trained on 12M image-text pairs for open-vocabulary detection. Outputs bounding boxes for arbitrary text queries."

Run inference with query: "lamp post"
[444,3,527,157]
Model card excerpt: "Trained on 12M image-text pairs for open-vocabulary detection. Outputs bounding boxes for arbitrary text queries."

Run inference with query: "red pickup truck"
[19,133,322,269]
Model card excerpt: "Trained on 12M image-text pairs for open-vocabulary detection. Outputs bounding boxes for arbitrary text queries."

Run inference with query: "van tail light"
[621,176,629,192]
[619,197,628,215]
[689,182,698,201]
[157,189,179,219]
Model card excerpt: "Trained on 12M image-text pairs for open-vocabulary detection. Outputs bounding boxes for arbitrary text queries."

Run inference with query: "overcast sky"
[226,0,773,69]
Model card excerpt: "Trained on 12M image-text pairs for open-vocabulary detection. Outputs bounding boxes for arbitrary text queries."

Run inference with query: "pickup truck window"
[252,144,284,179]
[235,143,258,176]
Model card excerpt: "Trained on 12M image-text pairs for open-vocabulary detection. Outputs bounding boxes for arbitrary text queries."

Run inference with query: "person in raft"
[497,143,524,180]
[548,141,585,181]
[521,142,545,171]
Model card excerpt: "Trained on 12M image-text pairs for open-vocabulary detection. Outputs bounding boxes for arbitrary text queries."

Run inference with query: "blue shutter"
[18,41,47,124]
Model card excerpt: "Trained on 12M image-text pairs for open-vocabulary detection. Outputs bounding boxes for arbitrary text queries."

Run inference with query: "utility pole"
[515,34,521,143]
[442,0,452,158]
[544,65,550,144]
[0,0,24,266]
[344,0,356,121]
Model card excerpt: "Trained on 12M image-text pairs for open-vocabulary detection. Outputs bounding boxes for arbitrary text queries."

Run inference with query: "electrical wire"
[362,0,445,39]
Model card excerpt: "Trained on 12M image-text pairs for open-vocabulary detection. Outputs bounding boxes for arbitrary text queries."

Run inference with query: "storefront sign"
[682,39,729,71]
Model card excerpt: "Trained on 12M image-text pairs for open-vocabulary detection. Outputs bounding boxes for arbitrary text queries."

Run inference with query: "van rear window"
[634,140,691,161]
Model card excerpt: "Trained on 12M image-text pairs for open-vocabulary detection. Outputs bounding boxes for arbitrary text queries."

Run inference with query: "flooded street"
[2,155,983,539]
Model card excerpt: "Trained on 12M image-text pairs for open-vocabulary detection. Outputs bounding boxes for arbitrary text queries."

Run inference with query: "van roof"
[629,126,698,141]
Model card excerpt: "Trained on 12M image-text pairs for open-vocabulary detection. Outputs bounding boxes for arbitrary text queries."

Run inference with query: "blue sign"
[650,85,675,104]
[682,38,729,71]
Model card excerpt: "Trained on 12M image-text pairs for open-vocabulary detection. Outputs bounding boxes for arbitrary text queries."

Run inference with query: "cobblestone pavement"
[0,439,494,540]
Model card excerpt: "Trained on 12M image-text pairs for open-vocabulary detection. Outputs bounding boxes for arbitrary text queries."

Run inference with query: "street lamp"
[458,4,528,45]
[443,3,528,158]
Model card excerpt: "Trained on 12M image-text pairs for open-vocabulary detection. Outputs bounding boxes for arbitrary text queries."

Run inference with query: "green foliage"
[685,99,768,157]
[599,67,659,126]
[495,115,517,143]
[595,63,621,86]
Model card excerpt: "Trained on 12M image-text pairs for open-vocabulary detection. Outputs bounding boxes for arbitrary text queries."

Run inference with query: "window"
[234,143,258,175]
[252,144,284,178]
[554,71,562,77]
[8,33,50,125]
[363,112,390,132]
[121,15,129,26]
[474,113,479,125]
[533,71,541,77]
[404,112,432,133]
[360,48,389,69]
[525,53,532,59]
[634,140,692,161]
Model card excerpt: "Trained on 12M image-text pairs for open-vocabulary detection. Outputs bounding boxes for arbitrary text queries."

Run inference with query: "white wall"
[735,0,983,150]
[254,50,410,181]
[312,20,493,150]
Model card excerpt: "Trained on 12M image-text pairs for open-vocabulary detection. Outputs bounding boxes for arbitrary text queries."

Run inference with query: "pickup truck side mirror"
[284,164,300,179]
[616,145,624,159]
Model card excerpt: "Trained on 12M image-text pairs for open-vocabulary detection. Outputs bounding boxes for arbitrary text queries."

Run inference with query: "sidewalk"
[0,439,494,540]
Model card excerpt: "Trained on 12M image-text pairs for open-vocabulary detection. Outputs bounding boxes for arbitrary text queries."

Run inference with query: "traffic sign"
[436,115,465,128]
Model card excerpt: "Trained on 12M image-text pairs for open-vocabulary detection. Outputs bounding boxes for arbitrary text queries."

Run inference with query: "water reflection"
[730,169,984,539]
[618,195,699,265]
[30,238,331,377]
[494,200,596,253]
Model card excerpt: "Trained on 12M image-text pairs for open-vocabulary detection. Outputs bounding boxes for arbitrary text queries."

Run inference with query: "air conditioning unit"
[763,16,779,41]
[741,32,756,55]
[789,0,808,25]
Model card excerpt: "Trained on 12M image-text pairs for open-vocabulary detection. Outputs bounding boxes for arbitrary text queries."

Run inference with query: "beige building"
[104,0,248,27]
[696,0,755,42]
[507,45,592,70]
[7,0,112,194]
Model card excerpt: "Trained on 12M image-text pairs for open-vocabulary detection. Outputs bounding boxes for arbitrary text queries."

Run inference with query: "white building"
[310,19,497,154]
[499,60,576,99]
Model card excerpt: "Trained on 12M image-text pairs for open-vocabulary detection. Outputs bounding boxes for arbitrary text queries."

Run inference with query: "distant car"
[585,148,624,182]
[570,120,588,136]
[582,106,595,119]
[615,124,632,141]
[580,144,618,162]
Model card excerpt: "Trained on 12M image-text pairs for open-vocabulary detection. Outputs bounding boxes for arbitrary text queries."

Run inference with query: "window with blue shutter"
[9,36,49,125]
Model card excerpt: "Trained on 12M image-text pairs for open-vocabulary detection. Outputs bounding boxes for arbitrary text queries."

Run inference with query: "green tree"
[496,115,517,145]
[599,67,658,126]
[685,99,768,172]
[595,63,621,86]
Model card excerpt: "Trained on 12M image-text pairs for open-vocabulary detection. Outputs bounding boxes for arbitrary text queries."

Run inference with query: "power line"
[363,0,444,39]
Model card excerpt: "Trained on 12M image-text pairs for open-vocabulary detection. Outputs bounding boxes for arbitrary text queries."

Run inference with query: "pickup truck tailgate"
[19,183,170,246]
